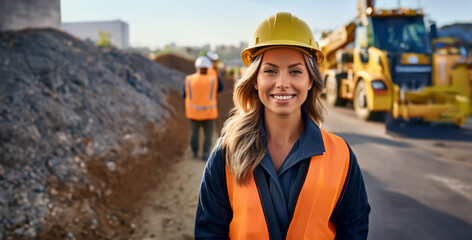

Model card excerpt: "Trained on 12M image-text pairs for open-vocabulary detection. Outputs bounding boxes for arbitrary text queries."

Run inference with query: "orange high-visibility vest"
[185,72,218,120]
[226,130,350,240]
[208,67,218,80]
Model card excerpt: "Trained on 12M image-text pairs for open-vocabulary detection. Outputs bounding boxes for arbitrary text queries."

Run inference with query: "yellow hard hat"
[241,12,324,67]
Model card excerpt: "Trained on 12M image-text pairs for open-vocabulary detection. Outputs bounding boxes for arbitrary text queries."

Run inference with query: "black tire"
[354,80,383,121]
[325,74,346,107]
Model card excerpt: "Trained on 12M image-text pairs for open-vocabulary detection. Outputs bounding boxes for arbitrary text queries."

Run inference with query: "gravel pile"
[0,28,185,239]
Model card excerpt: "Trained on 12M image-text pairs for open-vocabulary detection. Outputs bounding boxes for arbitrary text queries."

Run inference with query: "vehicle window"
[371,16,431,53]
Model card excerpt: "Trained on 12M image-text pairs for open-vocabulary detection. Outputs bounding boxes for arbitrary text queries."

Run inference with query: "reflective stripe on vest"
[226,130,350,240]
[209,76,215,101]
[185,73,218,120]
[208,67,218,101]
[189,103,217,110]
[188,78,193,100]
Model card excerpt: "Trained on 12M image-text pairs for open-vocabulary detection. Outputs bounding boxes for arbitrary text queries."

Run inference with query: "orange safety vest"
[225,130,350,240]
[208,67,218,80]
[185,72,218,120]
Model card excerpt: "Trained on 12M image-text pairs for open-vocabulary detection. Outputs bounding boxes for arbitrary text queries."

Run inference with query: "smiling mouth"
[272,95,295,100]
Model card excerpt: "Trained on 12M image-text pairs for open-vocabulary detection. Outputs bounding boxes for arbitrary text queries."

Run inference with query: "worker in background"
[206,51,224,96]
[207,51,220,78]
[195,12,370,239]
[184,56,223,160]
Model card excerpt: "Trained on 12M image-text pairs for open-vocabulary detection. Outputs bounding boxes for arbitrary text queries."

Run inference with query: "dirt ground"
[133,143,207,240]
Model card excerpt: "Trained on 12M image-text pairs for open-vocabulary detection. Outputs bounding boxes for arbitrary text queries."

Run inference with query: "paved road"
[321,101,472,240]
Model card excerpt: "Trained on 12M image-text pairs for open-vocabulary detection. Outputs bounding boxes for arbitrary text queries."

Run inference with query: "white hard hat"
[207,51,219,61]
[195,56,212,69]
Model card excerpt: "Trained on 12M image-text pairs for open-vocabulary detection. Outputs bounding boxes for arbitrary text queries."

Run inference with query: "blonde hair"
[219,51,325,184]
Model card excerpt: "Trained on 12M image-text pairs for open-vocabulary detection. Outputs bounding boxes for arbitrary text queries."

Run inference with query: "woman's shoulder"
[319,129,349,149]
[320,129,344,141]
[200,143,228,187]
[205,143,225,171]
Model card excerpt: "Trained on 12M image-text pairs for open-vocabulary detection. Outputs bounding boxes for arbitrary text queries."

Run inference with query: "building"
[62,20,129,49]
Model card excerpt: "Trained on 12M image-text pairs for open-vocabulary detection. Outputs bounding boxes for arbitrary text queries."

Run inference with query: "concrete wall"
[62,20,130,49]
[0,0,61,32]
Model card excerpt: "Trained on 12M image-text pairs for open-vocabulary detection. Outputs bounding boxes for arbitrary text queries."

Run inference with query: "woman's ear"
[254,84,258,90]
[308,80,313,90]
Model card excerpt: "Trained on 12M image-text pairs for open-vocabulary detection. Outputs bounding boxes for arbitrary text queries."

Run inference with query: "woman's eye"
[291,70,303,75]
[263,69,277,74]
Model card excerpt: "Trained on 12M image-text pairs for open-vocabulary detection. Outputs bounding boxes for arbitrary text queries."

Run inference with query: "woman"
[195,12,370,240]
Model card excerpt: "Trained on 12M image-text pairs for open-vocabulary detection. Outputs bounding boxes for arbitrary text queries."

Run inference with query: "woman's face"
[255,48,312,117]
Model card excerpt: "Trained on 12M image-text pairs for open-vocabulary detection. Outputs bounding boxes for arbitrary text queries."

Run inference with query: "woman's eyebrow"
[288,63,303,68]
[262,62,278,68]
[262,62,304,68]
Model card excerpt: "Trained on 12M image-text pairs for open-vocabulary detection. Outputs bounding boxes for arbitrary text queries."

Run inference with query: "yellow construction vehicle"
[320,0,470,125]
[432,37,472,113]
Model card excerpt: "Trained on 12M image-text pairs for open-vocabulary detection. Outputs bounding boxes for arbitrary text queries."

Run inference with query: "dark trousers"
[190,119,214,160]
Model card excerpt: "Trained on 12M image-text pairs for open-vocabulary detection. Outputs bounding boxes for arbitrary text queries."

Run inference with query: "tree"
[96,30,112,47]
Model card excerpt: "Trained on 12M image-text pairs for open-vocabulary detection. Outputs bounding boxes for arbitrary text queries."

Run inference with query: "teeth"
[273,95,293,100]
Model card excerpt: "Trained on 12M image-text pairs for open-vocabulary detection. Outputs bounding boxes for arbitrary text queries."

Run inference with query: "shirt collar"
[259,107,325,171]
[297,108,325,159]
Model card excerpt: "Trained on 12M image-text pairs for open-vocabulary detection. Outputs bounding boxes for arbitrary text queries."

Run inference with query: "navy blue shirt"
[195,109,370,239]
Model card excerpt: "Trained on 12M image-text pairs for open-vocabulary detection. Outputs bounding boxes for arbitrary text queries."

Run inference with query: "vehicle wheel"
[325,74,346,107]
[354,80,383,121]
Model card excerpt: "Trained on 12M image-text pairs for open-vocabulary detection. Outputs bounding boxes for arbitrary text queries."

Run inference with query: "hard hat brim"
[241,41,325,67]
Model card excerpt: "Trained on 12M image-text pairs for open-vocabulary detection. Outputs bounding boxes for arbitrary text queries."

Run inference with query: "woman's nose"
[275,72,289,89]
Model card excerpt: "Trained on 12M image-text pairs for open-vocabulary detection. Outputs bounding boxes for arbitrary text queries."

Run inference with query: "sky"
[61,0,472,49]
